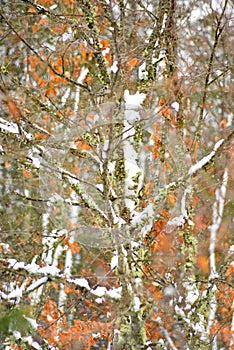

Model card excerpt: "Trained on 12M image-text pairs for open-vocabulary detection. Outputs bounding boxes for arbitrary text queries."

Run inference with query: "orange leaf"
[197,255,209,273]
[100,39,109,48]
[5,161,11,168]
[219,118,227,129]
[32,24,39,33]
[161,209,170,218]
[63,235,70,246]
[226,264,234,277]
[154,220,165,235]
[145,183,154,196]
[6,99,21,122]
[162,107,171,118]
[127,57,140,71]
[63,235,80,254]
[192,194,199,208]
[35,132,47,140]
[66,186,73,195]
[168,194,176,206]
[64,284,76,294]
[156,232,173,253]
[38,78,47,88]
[153,288,163,300]
[151,240,159,252]
[75,139,91,151]
[158,98,165,106]
[22,168,31,179]
[28,6,36,13]
[86,75,92,84]
[152,233,173,254]
[51,282,59,290]
[165,160,173,172]
[69,241,81,254]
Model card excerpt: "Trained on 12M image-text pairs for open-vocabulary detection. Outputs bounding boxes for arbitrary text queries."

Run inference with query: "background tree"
[0,0,233,349]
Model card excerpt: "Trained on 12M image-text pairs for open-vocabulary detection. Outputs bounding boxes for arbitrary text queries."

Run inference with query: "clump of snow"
[138,62,147,80]
[131,203,154,226]
[39,265,60,276]
[95,297,104,304]
[92,286,106,297]
[111,61,118,73]
[184,282,199,309]
[135,277,142,286]
[106,287,122,299]
[24,316,38,329]
[92,332,101,339]
[62,28,72,42]
[7,286,23,301]
[70,278,90,290]
[133,296,141,312]
[102,47,110,56]
[92,286,122,300]
[175,305,185,318]
[50,4,57,10]
[96,183,104,192]
[111,253,118,270]
[171,102,179,112]
[0,242,10,251]
[124,90,146,107]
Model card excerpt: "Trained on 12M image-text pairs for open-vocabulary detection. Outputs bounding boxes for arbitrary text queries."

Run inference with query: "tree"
[0,0,233,349]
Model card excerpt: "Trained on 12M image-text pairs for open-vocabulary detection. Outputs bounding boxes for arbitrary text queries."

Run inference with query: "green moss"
[114,158,126,181]
[133,125,143,148]
[0,64,9,74]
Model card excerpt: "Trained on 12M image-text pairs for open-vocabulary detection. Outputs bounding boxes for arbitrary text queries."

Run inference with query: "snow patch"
[70,278,90,290]
[133,296,141,312]
[111,61,118,73]
[124,90,146,107]
[171,102,179,112]
[111,253,118,270]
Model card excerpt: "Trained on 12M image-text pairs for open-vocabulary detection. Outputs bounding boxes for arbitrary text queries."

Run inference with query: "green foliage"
[0,306,32,339]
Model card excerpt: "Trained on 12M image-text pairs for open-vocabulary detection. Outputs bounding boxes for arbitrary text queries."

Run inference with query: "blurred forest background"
[0,0,233,349]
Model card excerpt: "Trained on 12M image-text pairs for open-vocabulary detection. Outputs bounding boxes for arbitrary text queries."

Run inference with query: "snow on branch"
[68,278,122,300]
[3,257,122,304]
[208,168,228,280]
[8,258,60,276]
[188,139,224,175]
[74,67,89,115]
[0,117,19,134]
[206,168,229,341]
